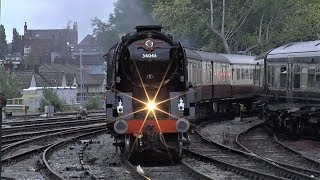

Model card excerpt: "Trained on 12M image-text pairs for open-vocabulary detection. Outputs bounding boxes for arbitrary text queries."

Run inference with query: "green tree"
[85,96,103,110]
[94,0,320,54]
[153,0,320,54]
[0,66,21,99]
[41,88,67,112]
[271,0,320,43]
[0,25,8,58]
[235,0,297,54]
[12,28,22,53]
[92,17,120,51]
[153,0,258,53]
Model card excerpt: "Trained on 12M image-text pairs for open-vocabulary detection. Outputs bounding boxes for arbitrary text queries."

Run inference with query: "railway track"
[1,116,106,136]
[275,133,320,163]
[40,129,106,180]
[237,124,320,179]
[1,124,106,165]
[189,122,316,180]
[2,126,98,147]
[4,110,105,121]
[2,114,105,127]
[124,158,213,180]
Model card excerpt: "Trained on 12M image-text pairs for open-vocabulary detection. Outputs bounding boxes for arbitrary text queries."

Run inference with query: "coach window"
[241,68,245,79]
[301,67,308,89]
[268,66,275,87]
[308,66,316,88]
[223,66,228,83]
[195,63,198,85]
[198,62,201,85]
[253,69,256,83]
[271,67,275,87]
[206,64,210,84]
[245,69,249,79]
[280,66,287,88]
[316,67,320,89]
[293,65,300,89]
[221,66,225,82]
[237,68,240,80]
[209,64,213,84]
[212,65,215,83]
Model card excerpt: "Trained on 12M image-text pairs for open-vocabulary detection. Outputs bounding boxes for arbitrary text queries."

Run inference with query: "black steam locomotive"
[105,26,192,159]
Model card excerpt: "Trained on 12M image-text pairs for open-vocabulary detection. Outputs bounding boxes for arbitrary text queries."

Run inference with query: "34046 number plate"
[142,53,157,58]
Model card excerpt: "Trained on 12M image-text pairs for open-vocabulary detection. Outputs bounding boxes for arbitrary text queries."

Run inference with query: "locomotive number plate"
[142,53,157,58]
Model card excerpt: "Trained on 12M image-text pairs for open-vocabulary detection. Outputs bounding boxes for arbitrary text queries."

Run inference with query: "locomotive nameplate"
[134,38,164,52]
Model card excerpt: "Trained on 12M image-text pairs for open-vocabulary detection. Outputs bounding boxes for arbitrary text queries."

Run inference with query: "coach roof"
[193,50,229,63]
[220,54,256,64]
[256,40,320,61]
[184,48,202,60]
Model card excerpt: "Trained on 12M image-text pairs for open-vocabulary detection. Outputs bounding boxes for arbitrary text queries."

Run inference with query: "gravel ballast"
[200,117,262,148]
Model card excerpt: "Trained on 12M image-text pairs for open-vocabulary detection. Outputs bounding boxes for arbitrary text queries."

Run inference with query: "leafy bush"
[0,66,21,99]
[85,96,103,110]
[41,88,68,112]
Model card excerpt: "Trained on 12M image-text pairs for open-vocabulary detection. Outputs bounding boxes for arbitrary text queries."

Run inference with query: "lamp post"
[79,49,83,108]
[0,93,7,177]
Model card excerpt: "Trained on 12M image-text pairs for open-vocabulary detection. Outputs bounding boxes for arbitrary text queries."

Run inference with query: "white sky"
[1,0,117,43]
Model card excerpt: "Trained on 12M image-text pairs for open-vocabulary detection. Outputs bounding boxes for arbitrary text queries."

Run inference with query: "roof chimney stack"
[24,22,27,34]
[73,22,78,31]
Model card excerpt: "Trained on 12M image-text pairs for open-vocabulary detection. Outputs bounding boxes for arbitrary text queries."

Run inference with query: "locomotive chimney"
[136,25,162,33]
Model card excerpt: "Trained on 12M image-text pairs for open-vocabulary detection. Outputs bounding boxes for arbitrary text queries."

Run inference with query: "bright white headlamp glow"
[147,101,156,111]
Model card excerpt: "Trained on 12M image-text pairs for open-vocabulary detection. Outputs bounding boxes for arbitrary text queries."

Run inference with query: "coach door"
[253,62,261,87]
[287,56,295,93]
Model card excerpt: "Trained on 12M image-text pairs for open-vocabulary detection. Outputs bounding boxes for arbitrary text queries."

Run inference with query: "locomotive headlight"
[178,98,185,111]
[147,101,156,111]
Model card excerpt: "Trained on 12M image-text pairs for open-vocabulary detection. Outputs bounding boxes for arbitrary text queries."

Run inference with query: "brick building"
[22,22,78,64]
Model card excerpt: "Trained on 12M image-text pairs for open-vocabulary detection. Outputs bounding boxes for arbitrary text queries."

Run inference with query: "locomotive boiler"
[105,26,193,159]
